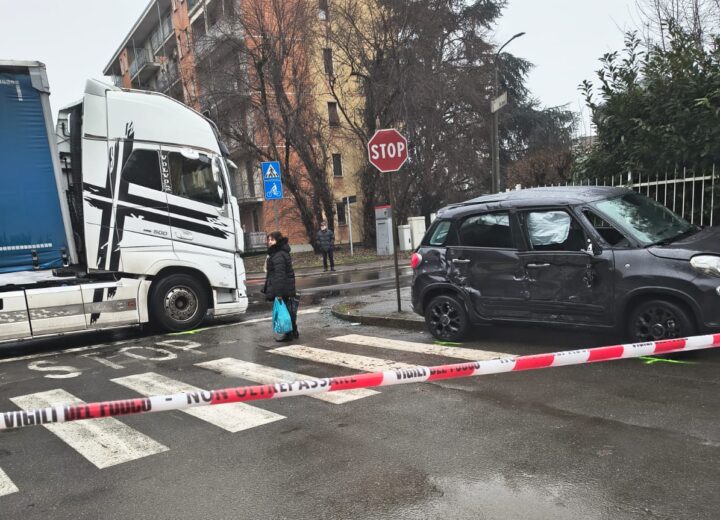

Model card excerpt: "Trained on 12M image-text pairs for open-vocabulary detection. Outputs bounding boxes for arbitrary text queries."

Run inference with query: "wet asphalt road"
[0,288,718,519]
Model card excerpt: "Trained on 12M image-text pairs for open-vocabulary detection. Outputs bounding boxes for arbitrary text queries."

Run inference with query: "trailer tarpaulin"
[0,65,70,273]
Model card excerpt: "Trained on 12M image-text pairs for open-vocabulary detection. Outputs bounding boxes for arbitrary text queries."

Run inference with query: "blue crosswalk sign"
[262,161,281,181]
[261,161,283,200]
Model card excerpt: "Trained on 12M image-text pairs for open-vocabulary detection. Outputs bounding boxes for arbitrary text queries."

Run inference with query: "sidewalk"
[331,287,425,330]
[246,258,399,281]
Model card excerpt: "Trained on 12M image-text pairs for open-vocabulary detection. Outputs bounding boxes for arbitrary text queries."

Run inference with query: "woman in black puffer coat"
[263,231,298,340]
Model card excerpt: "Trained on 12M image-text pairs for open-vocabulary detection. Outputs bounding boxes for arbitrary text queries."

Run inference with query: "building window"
[319,0,329,20]
[246,162,257,198]
[327,102,340,127]
[252,208,260,232]
[336,202,347,225]
[332,153,343,177]
[323,48,334,75]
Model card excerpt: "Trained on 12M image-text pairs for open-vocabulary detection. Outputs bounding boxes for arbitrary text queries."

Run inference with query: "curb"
[331,303,426,331]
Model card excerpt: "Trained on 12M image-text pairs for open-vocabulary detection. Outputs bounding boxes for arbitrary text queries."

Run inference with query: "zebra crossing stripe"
[196,358,378,404]
[111,372,284,432]
[270,345,416,372]
[0,467,18,497]
[2,334,719,430]
[329,334,512,361]
[10,389,168,468]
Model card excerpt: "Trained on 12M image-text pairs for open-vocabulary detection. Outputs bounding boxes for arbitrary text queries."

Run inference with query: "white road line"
[81,352,125,369]
[329,334,513,361]
[271,345,416,372]
[0,309,321,365]
[111,372,284,432]
[0,340,132,365]
[0,467,18,497]
[10,389,168,469]
[196,358,378,404]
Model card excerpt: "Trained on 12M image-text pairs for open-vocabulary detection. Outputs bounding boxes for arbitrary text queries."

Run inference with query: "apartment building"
[104,0,365,250]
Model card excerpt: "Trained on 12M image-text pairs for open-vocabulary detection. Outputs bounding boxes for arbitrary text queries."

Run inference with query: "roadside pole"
[368,129,409,314]
[387,174,402,312]
[346,197,354,256]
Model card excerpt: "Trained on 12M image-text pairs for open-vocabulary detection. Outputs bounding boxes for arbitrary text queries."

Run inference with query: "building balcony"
[188,0,204,14]
[194,19,236,61]
[156,62,180,93]
[233,177,264,204]
[129,49,161,83]
[149,14,174,54]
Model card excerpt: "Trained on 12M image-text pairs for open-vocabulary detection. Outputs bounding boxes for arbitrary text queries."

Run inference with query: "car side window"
[582,209,630,247]
[524,210,587,252]
[458,212,515,248]
[120,149,162,191]
[165,151,225,207]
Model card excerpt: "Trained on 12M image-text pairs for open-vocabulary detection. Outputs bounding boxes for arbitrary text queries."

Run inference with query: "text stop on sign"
[368,128,408,172]
[370,141,405,160]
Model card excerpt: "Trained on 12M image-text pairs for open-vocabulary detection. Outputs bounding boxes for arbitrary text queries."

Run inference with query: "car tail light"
[410,252,423,269]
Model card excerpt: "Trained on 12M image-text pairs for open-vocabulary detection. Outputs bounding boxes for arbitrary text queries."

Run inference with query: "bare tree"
[635,0,720,48]
[193,0,336,245]
[326,0,504,241]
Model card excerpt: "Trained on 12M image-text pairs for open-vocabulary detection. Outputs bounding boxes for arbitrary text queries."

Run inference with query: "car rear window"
[424,220,455,246]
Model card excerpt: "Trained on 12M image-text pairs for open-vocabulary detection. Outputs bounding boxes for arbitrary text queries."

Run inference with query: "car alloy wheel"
[629,299,694,342]
[425,294,468,341]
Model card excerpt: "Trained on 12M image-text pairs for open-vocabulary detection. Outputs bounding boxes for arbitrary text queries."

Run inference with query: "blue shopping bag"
[272,298,293,335]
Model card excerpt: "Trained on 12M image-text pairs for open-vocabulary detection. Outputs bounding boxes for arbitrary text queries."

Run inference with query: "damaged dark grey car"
[411,187,720,342]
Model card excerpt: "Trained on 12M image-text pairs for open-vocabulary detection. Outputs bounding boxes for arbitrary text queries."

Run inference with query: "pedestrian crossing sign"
[261,161,281,181]
[261,161,283,200]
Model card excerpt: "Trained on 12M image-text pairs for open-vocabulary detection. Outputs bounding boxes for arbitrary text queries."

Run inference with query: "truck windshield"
[588,193,695,246]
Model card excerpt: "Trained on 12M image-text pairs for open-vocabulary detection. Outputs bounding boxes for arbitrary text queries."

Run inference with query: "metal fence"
[531,167,719,227]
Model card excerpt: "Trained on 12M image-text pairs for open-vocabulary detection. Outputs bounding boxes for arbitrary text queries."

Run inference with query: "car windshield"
[588,193,694,246]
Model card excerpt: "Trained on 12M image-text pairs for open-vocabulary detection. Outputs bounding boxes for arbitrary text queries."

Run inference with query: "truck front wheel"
[150,274,208,332]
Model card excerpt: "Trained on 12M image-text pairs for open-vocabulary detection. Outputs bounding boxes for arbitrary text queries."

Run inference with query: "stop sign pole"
[368,129,409,313]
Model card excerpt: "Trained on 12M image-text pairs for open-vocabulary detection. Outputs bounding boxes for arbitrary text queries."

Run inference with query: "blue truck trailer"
[0,61,77,273]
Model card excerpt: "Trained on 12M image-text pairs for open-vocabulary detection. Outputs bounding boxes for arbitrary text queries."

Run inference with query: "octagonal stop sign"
[368,129,408,172]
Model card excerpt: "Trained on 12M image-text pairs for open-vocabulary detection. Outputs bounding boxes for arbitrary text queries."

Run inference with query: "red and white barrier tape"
[2,333,719,431]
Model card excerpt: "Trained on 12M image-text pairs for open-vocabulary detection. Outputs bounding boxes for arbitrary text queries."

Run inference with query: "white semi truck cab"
[0,61,248,342]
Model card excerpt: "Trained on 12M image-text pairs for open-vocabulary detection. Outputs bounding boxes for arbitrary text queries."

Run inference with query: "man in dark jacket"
[263,231,298,340]
[316,221,335,271]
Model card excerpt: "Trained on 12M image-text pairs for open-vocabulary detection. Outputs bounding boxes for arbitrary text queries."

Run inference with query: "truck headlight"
[690,255,720,277]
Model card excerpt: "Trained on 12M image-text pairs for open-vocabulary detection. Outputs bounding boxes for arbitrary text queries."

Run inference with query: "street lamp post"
[492,31,525,193]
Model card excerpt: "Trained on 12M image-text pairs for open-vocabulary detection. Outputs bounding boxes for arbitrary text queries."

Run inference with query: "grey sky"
[1,0,637,134]
[0,0,148,117]
[496,0,638,136]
